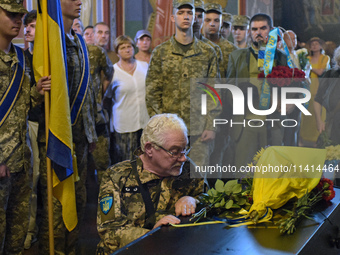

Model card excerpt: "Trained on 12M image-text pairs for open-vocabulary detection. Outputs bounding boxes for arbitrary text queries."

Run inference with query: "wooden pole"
[41,0,55,254]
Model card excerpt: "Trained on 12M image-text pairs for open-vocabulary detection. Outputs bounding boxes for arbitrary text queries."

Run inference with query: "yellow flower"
[253,148,265,164]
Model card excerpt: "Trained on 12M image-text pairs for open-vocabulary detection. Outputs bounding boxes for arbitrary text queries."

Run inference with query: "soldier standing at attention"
[72,18,113,183]
[231,15,250,49]
[203,3,237,77]
[38,0,97,254]
[146,0,220,174]
[97,114,204,254]
[0,1,50,253]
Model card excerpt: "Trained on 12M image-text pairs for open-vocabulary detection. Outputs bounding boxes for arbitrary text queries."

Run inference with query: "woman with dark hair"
[299,37,330,147]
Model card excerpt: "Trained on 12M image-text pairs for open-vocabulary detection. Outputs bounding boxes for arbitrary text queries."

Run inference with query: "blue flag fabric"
[33,0,77,231]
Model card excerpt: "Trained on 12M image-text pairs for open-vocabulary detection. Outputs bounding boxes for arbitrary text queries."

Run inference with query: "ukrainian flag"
[33,0,77,231]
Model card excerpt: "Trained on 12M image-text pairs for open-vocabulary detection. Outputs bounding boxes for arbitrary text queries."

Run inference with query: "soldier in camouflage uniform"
[38,0,97,254]
[72,17,114,184]
[231,15,251,49]
[221,12,233,40]
[97,114,204,254]
[193,0,223,77]
[203,3,237,77]
[0,1,51,253]
[146,0,220,175]
[201,3,237,173]
[87,43,113,184]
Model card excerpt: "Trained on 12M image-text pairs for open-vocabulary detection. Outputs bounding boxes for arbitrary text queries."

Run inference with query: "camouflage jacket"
[87,44,113,105]
[0,44,41,173]
[146,35,220,135]
[96,157,204,254]
[200,35,223,78]
[65,32,97,144]
[216,37,237,78]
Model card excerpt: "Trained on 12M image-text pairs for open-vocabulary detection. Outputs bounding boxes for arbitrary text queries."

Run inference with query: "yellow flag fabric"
[33,0,77,231]
[249,146,326,218]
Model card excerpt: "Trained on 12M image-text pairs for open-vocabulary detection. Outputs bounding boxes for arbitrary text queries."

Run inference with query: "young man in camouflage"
[203,3,237,78]
[193,0,223,77]
[231,15,250,49]
[0,1,50,253]
[146,0,220,174]
[38,0,97,254]
[97,114,204,254]
[72,17,114,184]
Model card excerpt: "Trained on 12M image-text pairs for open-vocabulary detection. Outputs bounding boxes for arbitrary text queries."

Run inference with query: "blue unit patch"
[100,196,113,215]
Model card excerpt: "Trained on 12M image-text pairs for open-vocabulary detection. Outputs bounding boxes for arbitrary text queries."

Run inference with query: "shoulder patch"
[100,194,113,215]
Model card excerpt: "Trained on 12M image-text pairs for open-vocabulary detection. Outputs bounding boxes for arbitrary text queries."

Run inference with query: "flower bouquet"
[190,146,336,235]
[258,66,306,88]
[296,48,310,73]
[277,178,335,234]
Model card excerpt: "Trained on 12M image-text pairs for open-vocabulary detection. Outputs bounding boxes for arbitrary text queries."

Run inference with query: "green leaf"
[215,203,220,207]
[238,198,246,205]
[207,189,213,196]
[225,199,233,209]
[211,188,218,197]
[224,180,238,192]
[231,204,241,208]
[215,179,225,193]
[220,198,226,206]
[232,184,242,194]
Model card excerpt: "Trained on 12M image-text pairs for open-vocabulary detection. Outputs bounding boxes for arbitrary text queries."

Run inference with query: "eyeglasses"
[153,143,190,159]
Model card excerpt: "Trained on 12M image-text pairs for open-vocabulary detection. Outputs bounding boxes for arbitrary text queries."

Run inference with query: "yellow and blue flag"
[33,0,77,231]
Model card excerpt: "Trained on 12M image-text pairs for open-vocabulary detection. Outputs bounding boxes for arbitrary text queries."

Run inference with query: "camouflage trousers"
[38,138,88,255]
[110,130,142,164]
[89,135,110,185]
[0,169,31,255]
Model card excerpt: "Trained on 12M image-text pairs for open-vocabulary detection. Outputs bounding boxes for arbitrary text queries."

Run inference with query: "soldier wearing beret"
[96,114,204,254]
[0,0,51,253]
[231,15,250,49]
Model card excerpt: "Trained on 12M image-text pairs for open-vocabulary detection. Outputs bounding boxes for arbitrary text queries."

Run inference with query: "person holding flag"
[0,0,51,254]
[33,0,97,254]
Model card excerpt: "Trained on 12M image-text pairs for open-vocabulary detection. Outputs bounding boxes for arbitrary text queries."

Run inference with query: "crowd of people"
[1,0,340,254]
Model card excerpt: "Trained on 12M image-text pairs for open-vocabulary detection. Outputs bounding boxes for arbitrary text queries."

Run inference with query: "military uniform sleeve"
[205,49,222,131]
[83,75,98,143]
[100,49,114,82]
[97,168,149,254]
[145,47,163,117]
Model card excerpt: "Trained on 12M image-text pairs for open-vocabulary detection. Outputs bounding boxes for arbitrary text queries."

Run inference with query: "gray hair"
[140,114,188,152]
[333,46,340,69]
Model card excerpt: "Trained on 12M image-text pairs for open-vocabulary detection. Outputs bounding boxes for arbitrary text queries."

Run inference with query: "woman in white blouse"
[105,35,149,163]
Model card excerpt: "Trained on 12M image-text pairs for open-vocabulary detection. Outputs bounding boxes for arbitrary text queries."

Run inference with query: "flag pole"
[41,0,55,254]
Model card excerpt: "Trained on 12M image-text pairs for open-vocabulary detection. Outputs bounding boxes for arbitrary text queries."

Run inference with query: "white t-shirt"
[110,60,150,133]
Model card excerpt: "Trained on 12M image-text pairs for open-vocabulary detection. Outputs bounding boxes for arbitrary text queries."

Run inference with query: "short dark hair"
[250,13,273,28]
[23,10,37,26]
[84,25,93,32]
